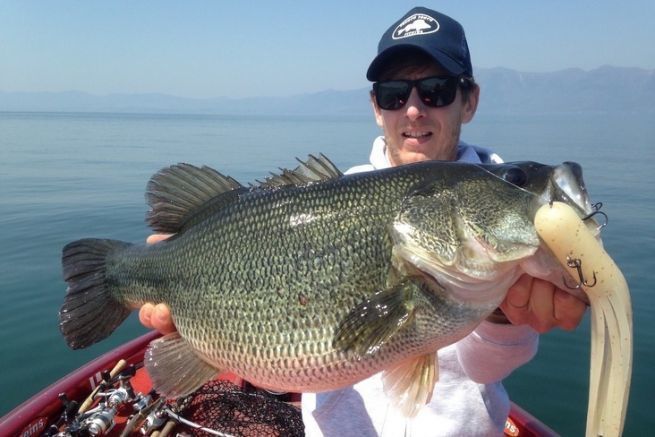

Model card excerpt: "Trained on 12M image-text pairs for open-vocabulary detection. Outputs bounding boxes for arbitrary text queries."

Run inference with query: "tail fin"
[60,238,133,349]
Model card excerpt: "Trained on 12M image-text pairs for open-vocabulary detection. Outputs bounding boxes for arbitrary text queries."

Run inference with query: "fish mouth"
[490,161,598,230]
[539,162,604,241]
[549,162,594,215]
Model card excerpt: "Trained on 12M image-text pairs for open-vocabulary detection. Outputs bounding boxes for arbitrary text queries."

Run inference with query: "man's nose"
[405,88,426,121]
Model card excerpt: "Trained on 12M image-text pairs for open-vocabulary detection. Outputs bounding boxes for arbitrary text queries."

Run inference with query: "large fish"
[60,156,613,420]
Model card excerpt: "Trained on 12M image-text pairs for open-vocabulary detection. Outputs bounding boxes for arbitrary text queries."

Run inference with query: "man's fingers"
[139,303,176,334]
[142,234,176,333]
[146,233,173,245]
[528,279,557,333]
[138,303,155,329]
[501,274,533,325]
[501,274,588,333]
[553,289,587,331]
[152,303,176,334]
[505,277,560,333]
[507,274,532,309]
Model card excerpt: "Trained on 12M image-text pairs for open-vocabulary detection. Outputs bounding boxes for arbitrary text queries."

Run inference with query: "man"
[141,7,586,435]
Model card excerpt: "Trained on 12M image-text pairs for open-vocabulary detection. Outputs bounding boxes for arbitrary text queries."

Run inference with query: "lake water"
[1,110,653,435]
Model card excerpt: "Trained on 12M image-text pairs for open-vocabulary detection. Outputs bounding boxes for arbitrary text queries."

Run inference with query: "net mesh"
[179,380,305,436]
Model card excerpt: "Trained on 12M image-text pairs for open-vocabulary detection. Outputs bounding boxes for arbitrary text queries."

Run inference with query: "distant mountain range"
[1,66,653,115]
[475,66,654,115]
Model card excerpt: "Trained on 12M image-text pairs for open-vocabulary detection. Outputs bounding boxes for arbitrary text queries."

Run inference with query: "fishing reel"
[46,365,166,437]
[46,359,304,436]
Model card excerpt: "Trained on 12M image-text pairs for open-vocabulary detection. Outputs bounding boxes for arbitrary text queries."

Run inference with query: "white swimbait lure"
[535,202,632,437]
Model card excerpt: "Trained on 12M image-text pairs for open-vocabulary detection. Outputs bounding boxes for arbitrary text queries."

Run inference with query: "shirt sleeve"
[456,321,539,384]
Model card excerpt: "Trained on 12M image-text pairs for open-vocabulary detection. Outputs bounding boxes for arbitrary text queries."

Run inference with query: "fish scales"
[108,168,443,389]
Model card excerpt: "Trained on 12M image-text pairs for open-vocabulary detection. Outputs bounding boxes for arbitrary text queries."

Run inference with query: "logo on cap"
[392,14,439,40]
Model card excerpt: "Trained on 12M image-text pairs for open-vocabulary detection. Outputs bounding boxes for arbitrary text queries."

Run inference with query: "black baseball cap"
[366,7,473,81]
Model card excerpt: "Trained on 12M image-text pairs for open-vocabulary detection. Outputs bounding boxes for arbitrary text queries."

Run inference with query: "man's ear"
[461,84,480,124]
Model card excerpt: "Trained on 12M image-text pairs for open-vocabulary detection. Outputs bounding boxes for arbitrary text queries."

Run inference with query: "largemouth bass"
[60,156,598,417]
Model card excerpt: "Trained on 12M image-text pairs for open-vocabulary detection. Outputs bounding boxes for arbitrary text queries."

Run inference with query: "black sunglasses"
[373,75,470,110]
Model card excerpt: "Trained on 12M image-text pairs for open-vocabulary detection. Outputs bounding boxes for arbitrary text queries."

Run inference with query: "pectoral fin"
[144,332,219,398]
[333,279,420,357]
[383,353,438,417]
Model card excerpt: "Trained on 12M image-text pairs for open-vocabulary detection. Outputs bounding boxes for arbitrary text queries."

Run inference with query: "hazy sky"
[2,1,653,98]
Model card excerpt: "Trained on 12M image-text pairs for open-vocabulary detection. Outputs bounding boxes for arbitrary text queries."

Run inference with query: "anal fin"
[383,353,438,418]
[144,333,220,398]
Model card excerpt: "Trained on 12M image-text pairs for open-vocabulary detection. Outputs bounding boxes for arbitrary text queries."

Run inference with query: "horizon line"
[1,65,653,100]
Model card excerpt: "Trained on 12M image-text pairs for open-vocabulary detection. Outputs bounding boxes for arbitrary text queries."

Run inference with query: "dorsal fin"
[256,154,343,188]
[146,163,246,233]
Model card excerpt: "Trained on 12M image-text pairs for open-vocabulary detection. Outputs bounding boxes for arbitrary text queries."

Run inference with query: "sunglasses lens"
[374,76,460,110]
[375,81,412,110]
[417,77,458,108]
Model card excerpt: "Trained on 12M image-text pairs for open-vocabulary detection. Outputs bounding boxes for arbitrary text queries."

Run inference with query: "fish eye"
[502,167,528,187]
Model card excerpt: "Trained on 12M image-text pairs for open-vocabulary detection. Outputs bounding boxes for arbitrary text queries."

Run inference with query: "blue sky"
[1,1,653,98]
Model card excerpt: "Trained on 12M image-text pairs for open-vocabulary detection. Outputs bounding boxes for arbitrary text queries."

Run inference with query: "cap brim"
[366,45,466,81]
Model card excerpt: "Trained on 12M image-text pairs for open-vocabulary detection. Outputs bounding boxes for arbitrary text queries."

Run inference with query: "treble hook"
[562,256,597,289]
[582,202,608,231]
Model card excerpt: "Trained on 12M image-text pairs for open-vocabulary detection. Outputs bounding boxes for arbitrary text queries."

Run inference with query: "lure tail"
[535,202,632,437]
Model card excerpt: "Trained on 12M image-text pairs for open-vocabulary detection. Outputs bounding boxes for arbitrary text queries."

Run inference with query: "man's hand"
[146,233,173,245]
[140,234,177,334]
[139,302,176,334]
[499,274,587,333]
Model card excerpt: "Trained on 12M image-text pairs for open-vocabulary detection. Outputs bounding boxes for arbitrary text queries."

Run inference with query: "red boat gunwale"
[0,331,160,437]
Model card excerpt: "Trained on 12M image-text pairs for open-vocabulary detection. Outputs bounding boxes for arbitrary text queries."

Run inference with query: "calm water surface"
[1,111,653,435]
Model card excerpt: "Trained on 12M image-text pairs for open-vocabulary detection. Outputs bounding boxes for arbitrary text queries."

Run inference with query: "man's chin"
[393,151,435,166]
[387,140,457,166]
